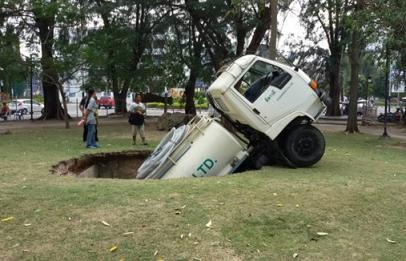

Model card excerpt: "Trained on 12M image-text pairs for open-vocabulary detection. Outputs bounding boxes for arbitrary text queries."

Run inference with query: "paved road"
[5,103,207,121]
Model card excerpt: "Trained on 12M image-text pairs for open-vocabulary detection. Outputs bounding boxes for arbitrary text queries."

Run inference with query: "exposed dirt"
[388,142,406,150]
[0,129,11,135]
[51,150,151,179]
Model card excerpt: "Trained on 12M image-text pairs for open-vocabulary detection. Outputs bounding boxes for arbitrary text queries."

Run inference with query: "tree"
[31,0,62,119]
[300,0,350,116]
[370,0,406,95]
[285,40,330,89]
[84,0,171,113]
[268,0,278,59]
[0,25,26,95]
[176,0,279,114]
[3,0,84,122]
[346,0,365,133]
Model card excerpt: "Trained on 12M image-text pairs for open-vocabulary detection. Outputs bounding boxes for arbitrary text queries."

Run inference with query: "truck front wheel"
[282,125,325,167]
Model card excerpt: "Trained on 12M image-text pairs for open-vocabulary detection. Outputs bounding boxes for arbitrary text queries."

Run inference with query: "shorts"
[132,124,145,138]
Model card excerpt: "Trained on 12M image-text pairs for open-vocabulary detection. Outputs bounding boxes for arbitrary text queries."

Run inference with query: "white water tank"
[137,116,249,179]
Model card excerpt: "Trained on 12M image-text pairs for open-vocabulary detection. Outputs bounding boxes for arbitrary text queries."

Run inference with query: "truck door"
[234,60,292,122]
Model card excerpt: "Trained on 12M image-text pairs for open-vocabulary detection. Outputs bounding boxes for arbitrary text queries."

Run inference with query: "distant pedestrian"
[129,94,147,145]
[80,94,98,143]
[0,102,10,120]
[82,89,100,148]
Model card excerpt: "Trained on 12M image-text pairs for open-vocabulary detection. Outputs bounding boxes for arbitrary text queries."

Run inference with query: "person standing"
[129,94,147,145]
[82,89,99,148]
[80,93,98,143]
[0,102,10,120]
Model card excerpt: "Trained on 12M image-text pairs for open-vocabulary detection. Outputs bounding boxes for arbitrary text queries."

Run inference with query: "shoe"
[143,142,148,145]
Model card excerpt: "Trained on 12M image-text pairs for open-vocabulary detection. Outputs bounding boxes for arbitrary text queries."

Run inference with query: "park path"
[314,123,406,141]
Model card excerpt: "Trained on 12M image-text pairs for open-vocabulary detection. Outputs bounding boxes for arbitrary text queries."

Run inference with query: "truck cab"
[208,55,329,168]
[208,55,326,140]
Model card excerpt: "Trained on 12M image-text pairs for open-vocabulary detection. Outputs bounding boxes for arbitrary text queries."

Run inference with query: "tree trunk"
[42,71,62,119]
[346,29,361,133]
[185,67,197,115]
[269,0,278,60]
[245,4,272,55]
[36,16,65,120]
[235,10,246,57]
[118,79,130,113]
[109,58,126,114]
[114,91,127,114]
[57,82,70,128]
[326,48,342,116]
[346,0,365,132]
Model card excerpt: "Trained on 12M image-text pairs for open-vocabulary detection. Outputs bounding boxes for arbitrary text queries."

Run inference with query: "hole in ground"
[51,150,151,179]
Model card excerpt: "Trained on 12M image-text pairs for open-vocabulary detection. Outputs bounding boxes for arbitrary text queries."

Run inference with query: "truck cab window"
[234,61,291,103]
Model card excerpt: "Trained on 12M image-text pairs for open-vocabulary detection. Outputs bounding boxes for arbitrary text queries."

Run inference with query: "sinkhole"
[51,150,151,179]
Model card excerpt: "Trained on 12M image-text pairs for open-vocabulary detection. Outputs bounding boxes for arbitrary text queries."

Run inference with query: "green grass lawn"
[0,122,405,260]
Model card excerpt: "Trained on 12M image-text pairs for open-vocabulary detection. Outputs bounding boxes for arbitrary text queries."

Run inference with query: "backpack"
[129,113,144,125]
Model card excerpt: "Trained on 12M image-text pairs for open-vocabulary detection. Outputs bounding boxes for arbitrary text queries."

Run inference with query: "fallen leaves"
[205,219,212,228]
[1,217,14,222]
[24,223,31,227]
[386,238,396,244]
[316,232,329,236]
[293,253,299,258]
[109,245,118,252]
[122,232,134,236]
[101,220,111,227]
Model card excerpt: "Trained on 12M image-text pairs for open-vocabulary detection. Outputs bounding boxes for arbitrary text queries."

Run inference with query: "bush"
[33,95,44,103]
[146,102,208,110]
[197,96,206,105]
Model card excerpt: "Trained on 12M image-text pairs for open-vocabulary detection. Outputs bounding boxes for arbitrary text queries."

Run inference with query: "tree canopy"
[0,0,404,120]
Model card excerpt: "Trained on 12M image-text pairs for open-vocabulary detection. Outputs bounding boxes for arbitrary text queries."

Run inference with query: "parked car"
[9,99,44,114]
[341,99,367,116]
[97,96,115,109]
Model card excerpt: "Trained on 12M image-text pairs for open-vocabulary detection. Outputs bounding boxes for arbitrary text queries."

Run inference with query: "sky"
[278,1,328,52]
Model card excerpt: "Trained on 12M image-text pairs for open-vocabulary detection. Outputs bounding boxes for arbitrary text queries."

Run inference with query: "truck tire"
[282,125,325,167]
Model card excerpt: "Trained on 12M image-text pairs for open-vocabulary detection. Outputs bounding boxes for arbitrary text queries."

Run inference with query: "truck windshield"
[234,61,291,103]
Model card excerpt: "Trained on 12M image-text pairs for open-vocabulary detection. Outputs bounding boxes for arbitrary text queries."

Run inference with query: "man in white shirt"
[128,94,147,145]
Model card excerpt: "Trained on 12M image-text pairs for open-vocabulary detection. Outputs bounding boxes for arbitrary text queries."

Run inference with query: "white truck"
[137,55,330,179]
